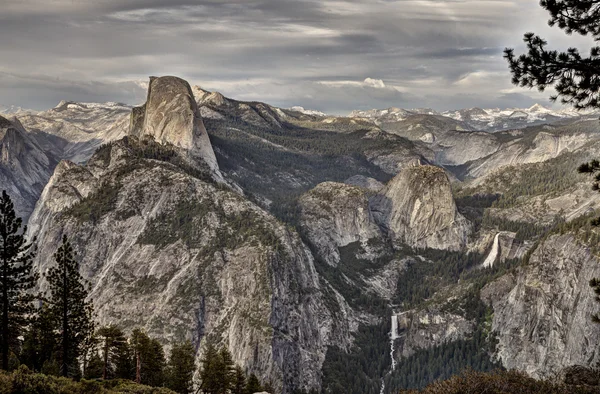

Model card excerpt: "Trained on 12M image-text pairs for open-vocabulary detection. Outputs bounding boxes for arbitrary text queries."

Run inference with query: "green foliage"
[245,373,263,394]
[231,366,246,394]
[45,235,95,377]
[481,213,556,242]
[399,368,599,394]
[66,136,214,224]
[65,180,121,224]
[385,327,501,391]
[321,320,391,394]
[20,305,59,373]
[0,190,38,371]
[199,342,222,394]
[310,240,390,312]
[393,248,485,309]
[198,342,270,394]
[204,114,393,224]
[486,151,590,209]
[165,341,196,394]
[199,342,237,394]
[97,325,130,380]
[505,0,600,109]
[550,210,600,253]
[0,364,176,393]
[130,329,166,388]
[138,196,282,255]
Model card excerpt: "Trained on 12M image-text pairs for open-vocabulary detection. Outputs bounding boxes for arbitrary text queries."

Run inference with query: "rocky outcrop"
[18,101,130,163]
[393,308,473,358]
[371,164,470,250]
[0,115,56,222]
[344,175,384,192]
[298,182,381,266]
[481,231,525,268]
[482,234,600,378]
[28,136,350,394]
[130,76,220,174]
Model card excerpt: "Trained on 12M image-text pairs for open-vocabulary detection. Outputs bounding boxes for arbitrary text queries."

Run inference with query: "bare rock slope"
[27,78,352,393]
[371,165,470,250]
[0,115,56,221]
[131,76,219,174]
[482,234,600,377]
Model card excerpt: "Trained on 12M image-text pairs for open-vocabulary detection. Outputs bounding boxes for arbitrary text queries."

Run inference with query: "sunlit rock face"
[298,181,382,266]
[0,115,56,222]
[371,164,470,251]
[130,76,220,175]
[482,234,600,378]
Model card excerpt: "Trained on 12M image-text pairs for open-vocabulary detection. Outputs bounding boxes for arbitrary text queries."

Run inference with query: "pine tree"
[505,1,600,109]
[96,325,129,380]
[145,337,166,386]
[245,373,263,394]
[232,366,246,394]
[81,329,99,378]
[20,304,58,372]
[130,328,166,386]
[165,341,196,394]
[218,346,235,394]
[84,352,104,379]
[0,190,38,370]
[199,341,220,394]
[45,235,94,377]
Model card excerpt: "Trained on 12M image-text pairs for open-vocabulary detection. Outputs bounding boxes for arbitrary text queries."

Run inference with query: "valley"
[2,76,600,393]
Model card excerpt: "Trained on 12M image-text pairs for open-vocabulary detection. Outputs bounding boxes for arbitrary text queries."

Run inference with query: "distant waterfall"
[482,233,501,268]
[381,314,400,394]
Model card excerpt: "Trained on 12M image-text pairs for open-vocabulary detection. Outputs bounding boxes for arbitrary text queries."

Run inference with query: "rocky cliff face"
[28,136,348,393]
[393,309,473,358]
[371,165,470,250]
[0,115,56,221]
[18,101,130,163]
[482,234,600,378]
[131,76,220,174]
[25,77,359,393]
[298,182,382,266]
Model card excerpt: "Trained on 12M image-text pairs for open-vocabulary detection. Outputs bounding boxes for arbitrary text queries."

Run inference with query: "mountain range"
[2,76,600,393]
[349,103,599,132]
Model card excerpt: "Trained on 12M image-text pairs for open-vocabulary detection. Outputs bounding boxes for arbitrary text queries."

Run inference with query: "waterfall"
[482,232,501,268]
[380,314,400,394]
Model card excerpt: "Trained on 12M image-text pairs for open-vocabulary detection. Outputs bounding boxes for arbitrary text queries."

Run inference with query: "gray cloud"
[0,0,595,113]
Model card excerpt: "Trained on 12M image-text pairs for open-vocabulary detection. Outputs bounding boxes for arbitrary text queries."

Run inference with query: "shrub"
[399,369,598,394]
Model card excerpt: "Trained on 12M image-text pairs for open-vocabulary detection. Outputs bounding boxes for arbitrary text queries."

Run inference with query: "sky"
[0,0,596,114]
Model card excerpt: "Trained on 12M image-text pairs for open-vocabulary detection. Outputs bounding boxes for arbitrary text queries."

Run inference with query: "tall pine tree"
[218,347,235,394]
[0,190,37,371]
[46,235,94,377]
[96,325,129,380]
[20,304,58,372]
[199,341,220,394]
[232,366,246,394]
[245,373,263,394]
[165,341,196,394]
[130,328,166,386]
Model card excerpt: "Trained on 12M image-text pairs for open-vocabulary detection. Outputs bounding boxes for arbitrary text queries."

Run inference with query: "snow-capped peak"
[527,103,552,113]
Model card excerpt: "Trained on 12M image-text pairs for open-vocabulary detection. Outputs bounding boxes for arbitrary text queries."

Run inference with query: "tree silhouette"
[505,1,600,109]
[0,190,37,371]
[45,235,94,377]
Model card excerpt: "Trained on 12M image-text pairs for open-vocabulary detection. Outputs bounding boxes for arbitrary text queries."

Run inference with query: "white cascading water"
[482,232,501,268]
[380,315,400,394]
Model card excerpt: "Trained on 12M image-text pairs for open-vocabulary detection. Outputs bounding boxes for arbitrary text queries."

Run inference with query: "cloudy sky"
[0,0,595,114]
